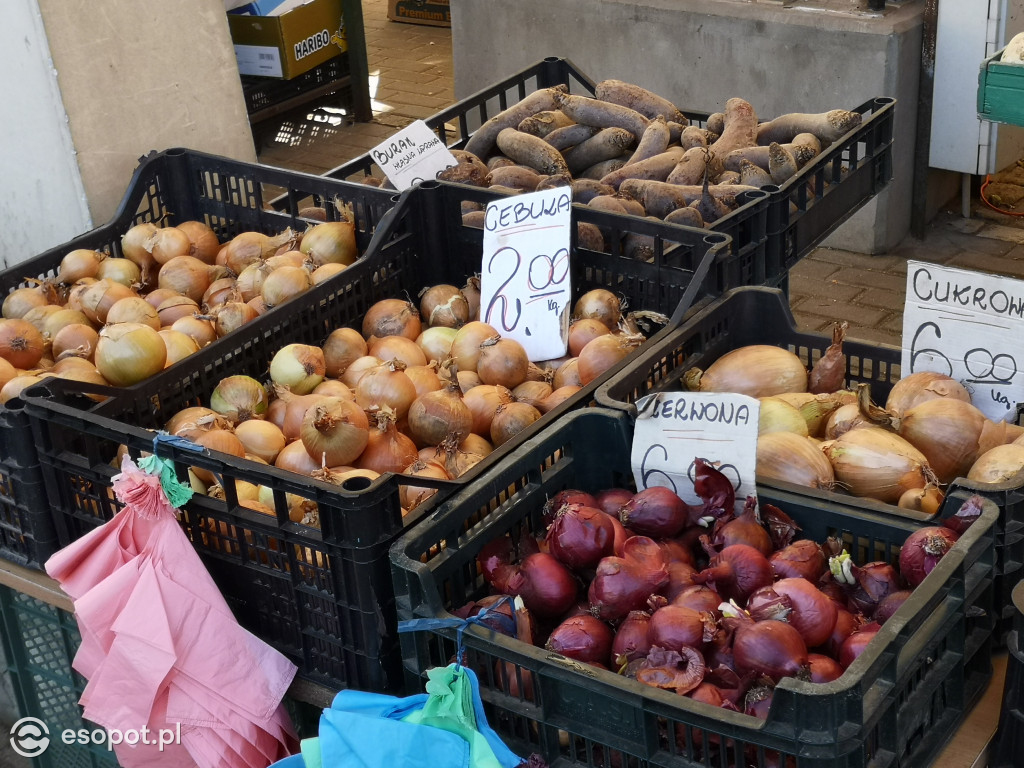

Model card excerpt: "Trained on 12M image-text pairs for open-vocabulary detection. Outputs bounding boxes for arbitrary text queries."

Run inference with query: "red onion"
[588,536,670,621]
[636,645,706,694]
[619,486,690,538]
[830,553,902,618]
[495,660,534,699]
[693,457,735,521]
[942,494,984,535]
[546,503,616,571]
[611,610,652,666]
[731,618,808,682]
[504,553,578,618]
[478,536,513,589]
[658,538,696,566]
[594,487,634,516]
[609,514,630,557]
[769,539,827,582]
[545,614,613,667]
[761,503,801,550]
[647,605,716,653]
[452,595,517,637]
[708,496,772,556]
[823,607,862,658]
[771,577,839,648]
[805,653,844,683]
[745,586,794,623]
[899,526,959,587]
[874,589,913,624]
[664,561,699,601]
[838,623,881,669]
[694,544,774,603]
[671,584,723,616]
[543,489,598,525]
[743,684,774,720]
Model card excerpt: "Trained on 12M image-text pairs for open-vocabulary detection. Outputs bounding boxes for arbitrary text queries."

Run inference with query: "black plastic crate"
[242,52,354,125]
[321,56,895,297]
[0,586,120,768]
[20,180,728,692]
[991,579,1024,767]
[0,148,399,572]
[390,407,997,768]
[594,286,1024,640]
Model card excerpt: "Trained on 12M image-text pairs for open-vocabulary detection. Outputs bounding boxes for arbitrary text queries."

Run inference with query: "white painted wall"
[0,0,92,268]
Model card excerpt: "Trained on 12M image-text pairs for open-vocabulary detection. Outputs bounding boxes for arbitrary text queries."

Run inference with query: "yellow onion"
[299,220,358,267]
[213,301,259,337]
[437,435,485,478]
[578,333,644,385]
[268,389,329,441]
[170,316,215,348]
[158,329,200,367]
[80,280,136,325]
[165,406,230,438]
[456,370,481,393]
[311,263,348,285]
[416,326,458,364]
[106,296,160,329]
[207,479,261,504]
[158,255,219,303]
[121,222,159,280]
[419,284,470,328]
[234,420,287,464]
[773,390,855,437]
[490,402,542,447]
[512,380,553,410]
[573,289,622,330]
[355,361,418,419]
[323,327,368,378]
[156,295,199,326]
[553,359,581,389]
[370,335,428,368]
[568,318,611,358]
[399,459,451,512]
[94,323,166,386]
[235,261,273,302]
[40,308,91,341]
[824,402,872,440]
[967,443,1024,484]
[267,251,306,270]
[313,380,354,400]
[176,220,220,264]
[145,226,192,265]
[0,374,44,404]
[53,365,110,403]
[885,371,971,415]
[0,318,45,370]
[408,382,473,446]
[897,398,1024,484]
[261,265,312,309]
[477,335,530,388]
[405,363,443,398]
[202,277,239,309]
[2,286,51,320]
[356,407,419,475]
[210,375,269,422]
[341,355,382,389]
[21,304,62,335]
[450,321,497,372]
[464,384,514,436]
[275,439,323,475]
[363,299,421,342]
[897,484,944,516]
[223,229,296,275]
[756,432,834,490]
[96,257,142,288]
[538,385,581,413]
[191,429,246,485]
[300,398,369,467]
[460,433,493,457]
[0,358,17,390]
[685,345,808,398]
[57,249,105,284]
[270,343,325,394]
[823,427,931,503]
[758,397,810,436]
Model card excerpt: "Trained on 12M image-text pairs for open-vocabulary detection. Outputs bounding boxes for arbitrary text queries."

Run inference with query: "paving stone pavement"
[254,0,1024,351]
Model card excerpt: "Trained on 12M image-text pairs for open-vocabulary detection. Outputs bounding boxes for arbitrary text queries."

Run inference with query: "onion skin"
[685,345,808,398]
[589,536,670,621]
[808,322,847,395]
[693,544,774,604]
[885,371,970,415]
[757,432,835,490]
[504,553,579,619]
[967,443,1024,484]
[823,427,930,503]
[647,605,714,653]
[769,540,827,582]
[731,618,808,683]
[612,610,652,665]
[708,496,773,556]
[769,578,838,648]
[545,614,613,666]
[619,487,691,538]
[546,504,616,571]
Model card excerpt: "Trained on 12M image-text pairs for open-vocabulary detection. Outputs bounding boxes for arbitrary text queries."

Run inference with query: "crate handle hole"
[342,476,373,492]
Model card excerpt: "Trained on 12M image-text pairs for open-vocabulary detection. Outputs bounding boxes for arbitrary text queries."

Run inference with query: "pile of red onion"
[464,462,983,731]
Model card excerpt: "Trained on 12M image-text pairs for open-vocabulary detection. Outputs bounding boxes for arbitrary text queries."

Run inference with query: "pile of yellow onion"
[686,338,1024,514]
[0,214,358,402]
[154,284,660,522]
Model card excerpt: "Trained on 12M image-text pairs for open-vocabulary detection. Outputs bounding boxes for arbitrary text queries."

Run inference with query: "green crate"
[0,587,118,768]
[978,48,1024,126]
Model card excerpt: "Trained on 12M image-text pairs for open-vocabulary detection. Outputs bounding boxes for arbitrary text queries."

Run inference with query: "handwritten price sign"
[479,187,573,361]
[630,392,759,513]
[901,261,1024,423]
[370,120,458,191]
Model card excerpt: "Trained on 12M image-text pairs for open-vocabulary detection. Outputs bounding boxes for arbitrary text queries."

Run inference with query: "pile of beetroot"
[461,459,983,721]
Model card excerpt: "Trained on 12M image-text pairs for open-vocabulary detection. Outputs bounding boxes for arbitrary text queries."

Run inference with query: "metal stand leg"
[962,173,972,219]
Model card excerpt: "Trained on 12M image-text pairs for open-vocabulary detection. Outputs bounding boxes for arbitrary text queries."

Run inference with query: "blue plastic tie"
[398,596,515,667]
[153,432,206,455]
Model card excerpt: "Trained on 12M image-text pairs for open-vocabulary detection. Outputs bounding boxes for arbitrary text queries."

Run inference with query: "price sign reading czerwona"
[479,187,573,361]
[629,391,760,514]
[902,260,1024,422]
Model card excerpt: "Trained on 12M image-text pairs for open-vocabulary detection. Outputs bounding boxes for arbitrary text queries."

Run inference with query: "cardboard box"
[228,0,347,79]
[387,0,450,28]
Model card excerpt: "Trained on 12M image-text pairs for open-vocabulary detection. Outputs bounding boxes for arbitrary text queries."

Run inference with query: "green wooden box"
[978,46,1024,126]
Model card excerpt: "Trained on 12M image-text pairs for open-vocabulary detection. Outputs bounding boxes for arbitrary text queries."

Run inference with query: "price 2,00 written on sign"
[901,261,1024,422]
[479,187,573,361]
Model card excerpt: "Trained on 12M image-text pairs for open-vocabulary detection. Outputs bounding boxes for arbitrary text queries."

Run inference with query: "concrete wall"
[451,0,926,254]
[0,0,258,265]
[0,0,93,267]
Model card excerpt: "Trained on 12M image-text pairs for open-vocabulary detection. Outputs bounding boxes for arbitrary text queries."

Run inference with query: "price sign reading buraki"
[479,186,573,361]
[902,260,1024,422]
[629,392,760,513]
[370,120,458,191]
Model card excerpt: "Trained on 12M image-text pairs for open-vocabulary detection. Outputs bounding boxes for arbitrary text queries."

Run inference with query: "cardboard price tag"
[902,260,1024,422]
[630,392,760,513]
[370,120,458,191]
[479,187,573,361]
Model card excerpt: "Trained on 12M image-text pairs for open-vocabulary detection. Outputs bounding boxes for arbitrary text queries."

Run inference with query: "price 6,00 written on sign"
[629,392,760,514]
[479,187,573,361]
[902,261,1024,422]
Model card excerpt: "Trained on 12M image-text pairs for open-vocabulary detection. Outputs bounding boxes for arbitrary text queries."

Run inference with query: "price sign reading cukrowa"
[370,119,458,191]
[630,392,760,513]
[902,260,1024,422]
[479,187,573,361]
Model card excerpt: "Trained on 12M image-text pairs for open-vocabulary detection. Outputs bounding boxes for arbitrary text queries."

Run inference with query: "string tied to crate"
[398,595,517,669]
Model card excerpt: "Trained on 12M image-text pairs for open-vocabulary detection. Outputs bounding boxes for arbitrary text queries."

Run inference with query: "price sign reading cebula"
[901,260,1024,422]
[479,187,573,361]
